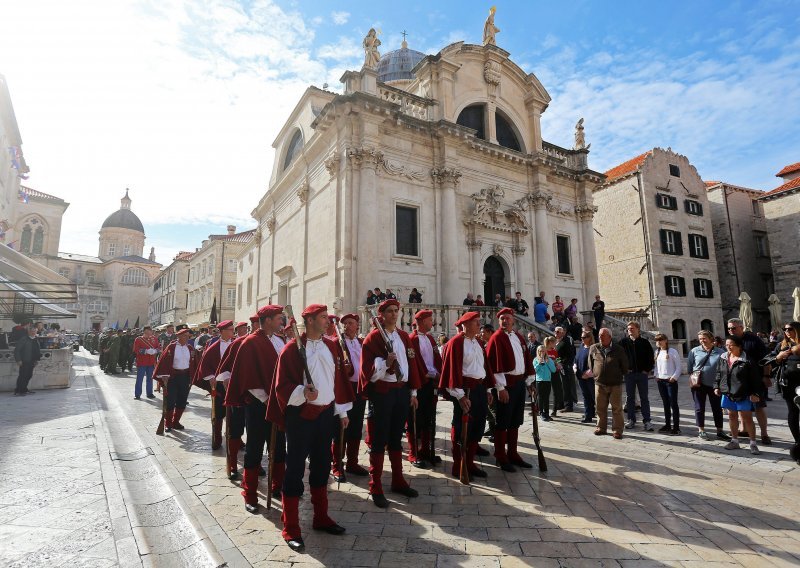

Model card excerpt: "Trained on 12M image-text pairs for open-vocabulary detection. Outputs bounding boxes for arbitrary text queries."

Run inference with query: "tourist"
[584,321,599,343]
[513,291,529,316]
[534,291,548,306]
[620,321,655,431]
[366,290,378,305]
[13,324,40,396]
[687,330,729,441]
[437,333,448,354]
[551,296,565,322]
[408,288,422,303]
[475,294,485,306]
[555,326,577,412]
[574,330,596,423]
[726,318,771,445]
[526,331,541,358]
[373,288,387,302]
[591,295,605,331]
[533,299,549,324]
[493,293,504,307]
[481,324,494,343]
[133,326,159,400]
[543,336,564,417]
[385,289,397,300]
[653,334,681,435]
[715,335,763,455]
[567,316,583,342]
[589,328,628,439]
[771,322,800,455]
[565,298,579,320]
[463,293,475,306]
[533,345,556,421]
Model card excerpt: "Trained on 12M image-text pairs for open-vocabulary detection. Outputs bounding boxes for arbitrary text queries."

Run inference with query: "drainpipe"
[636,171,657,326]
[722,187,741,300]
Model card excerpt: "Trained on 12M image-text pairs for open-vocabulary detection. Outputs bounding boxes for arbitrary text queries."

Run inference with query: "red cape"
[409,330,442,385]
[193,339,229,392]
[359,327,422,395]
[439,333,494,390]
[153,341,199,385]
[266,335,355,429]
[486,328,534,376]
[223,330,279,407]
[215,334,246,377]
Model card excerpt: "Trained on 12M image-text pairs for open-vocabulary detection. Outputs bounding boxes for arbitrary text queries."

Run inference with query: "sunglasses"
[786,328,796,332]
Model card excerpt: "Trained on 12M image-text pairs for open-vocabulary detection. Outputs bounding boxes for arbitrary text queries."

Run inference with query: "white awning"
[0,245,78,319]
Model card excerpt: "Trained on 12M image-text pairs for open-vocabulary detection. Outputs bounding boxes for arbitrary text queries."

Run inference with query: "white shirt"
[655,347,681,381]
[448,336,485,400]
[218,338,231,359]
[173,343,191,370]
[417,333,438,378]
[249,334,287,403]
[493,331,527,390]
[344,336,362,383]
[287,339,352,418]
[371,329,415,396]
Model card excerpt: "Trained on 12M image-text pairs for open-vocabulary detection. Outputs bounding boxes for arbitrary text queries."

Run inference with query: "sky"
[1,0,798,264]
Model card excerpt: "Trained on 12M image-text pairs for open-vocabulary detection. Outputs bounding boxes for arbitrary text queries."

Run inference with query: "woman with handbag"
[653,334,681,435]
[687,330,728,441]
[715,335,763,455]
[771,322,800,459]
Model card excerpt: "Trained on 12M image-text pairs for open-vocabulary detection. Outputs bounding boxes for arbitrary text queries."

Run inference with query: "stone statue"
[363,28,381,69]
[483,6,499,46]
[574,118,590,150]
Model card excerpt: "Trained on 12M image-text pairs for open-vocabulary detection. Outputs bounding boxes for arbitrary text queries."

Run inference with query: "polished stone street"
[1,349,799,567]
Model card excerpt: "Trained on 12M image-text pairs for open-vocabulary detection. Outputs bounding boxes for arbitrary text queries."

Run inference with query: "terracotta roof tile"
[759,176,800,199]
[775,161,800,177]
[704,180,721,188]
[174,251,194,261]
[604,151,651,183]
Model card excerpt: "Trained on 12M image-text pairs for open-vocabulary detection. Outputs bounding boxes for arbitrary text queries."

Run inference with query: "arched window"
[672,319,688,356]
[32,227,44,254]
[121,267,149,286]
[20,225,32,253]
[700,319,714,333]
[283,130,303,171]
[495,110,521,151]
[18,217,46,255]
[456,104,485,140]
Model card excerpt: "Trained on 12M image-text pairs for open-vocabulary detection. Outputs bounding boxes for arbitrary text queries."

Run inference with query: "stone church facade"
[244,33,603,315]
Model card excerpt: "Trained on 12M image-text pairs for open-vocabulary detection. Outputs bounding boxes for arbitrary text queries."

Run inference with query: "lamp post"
[650,296,661,329]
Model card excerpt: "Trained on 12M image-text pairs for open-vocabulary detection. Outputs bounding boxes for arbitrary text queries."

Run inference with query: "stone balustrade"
[377,84,432,120]
[0,347,74,392]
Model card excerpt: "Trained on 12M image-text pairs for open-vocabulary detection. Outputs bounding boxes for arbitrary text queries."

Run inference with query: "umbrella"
[738,292,753,331]
[768,294,782,331]
[794,287,800,323]
[209,297,218,325]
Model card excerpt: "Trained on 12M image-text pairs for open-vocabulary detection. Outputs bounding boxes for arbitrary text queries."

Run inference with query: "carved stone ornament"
[484,61,501,85]
[265,212,277,234]
[324,153,340,178]
[575,204,598,221]
[528,190,551,209]
[465,185,529,234]
[467,239,482,250]
[430,167,462,187]
[512,245,526,256]
[493,243,504,256]
[296,181,309,204]
[380,158,427,181]
[546,200,575,218]
[347,147,384,170]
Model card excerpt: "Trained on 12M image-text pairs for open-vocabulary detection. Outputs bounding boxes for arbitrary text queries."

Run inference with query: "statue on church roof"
[483,6,500,46]
[363,28,381,69]
[574,118,590,150]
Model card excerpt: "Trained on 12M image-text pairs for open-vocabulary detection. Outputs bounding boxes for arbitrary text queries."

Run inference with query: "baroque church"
[238,15,603,318]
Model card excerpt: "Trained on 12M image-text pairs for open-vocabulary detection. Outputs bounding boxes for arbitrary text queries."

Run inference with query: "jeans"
[536,381,551,416]
[562,367,577,407]
[578,378,596,420]
[15,362,34,394]
[550,372,564,412]
[691,384,723,430]
[625,372,651,423]
[135,365,154,398]
[657,380,679,428]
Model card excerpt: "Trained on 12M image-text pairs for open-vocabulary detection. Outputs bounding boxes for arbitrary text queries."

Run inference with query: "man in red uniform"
[360,299,421,508]
[133,326,160,400]
[224,305,284,513]
[407,309,442,468]
[440,311,494,479]
[194,320,235,450]
[267,304,354,552]
[486,307,535,472]
[331,313,367,481]
[154,328,199,432]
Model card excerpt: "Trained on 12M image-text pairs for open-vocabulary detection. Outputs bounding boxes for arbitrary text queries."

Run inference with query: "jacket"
[588,342,629,386]
[618,336,655,373]
[715,352,761,400]
[14,334,41,365]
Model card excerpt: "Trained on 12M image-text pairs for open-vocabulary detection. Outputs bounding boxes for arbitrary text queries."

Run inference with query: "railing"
[580,310,657,339]
[377,84,432,121]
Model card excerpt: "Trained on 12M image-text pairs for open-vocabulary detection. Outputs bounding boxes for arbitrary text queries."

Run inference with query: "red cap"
[497,307,515,318]
[414,309,433,321]
[235,321,248,329]
[249,314,260,323]
[340,313,359,324]
[257,304,284,318]
[302,304,328,318]
[378,299,400,313]
[217,320,234,330]
[176,328,191,336]
[454,311,480,327]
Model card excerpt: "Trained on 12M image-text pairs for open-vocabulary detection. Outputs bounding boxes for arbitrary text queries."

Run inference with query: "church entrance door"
[483,256,505,305]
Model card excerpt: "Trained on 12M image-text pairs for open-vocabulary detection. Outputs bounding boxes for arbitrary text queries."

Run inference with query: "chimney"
[227,225,236,235]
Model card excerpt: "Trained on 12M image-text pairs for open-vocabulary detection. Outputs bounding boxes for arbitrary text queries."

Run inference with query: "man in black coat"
[14,325,41,396]
[619,322,655,431]
[555,327,578,412]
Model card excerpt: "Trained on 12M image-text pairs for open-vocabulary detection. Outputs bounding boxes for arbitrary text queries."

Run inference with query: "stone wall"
[762,191,800,324]
[0,347,74,391]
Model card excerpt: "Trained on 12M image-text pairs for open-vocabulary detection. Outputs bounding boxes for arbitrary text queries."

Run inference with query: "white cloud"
[331,11,350,25]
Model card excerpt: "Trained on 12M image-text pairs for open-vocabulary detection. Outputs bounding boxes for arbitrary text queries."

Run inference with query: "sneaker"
[134,396,141,400]
[698,431,709,440]
[724,440,741,450]
[658,425,672,433]
[147,394,156,399]
[716,431,731,441]
[643,421,654,432]
[625,420,635,429]
[670,428,681,436]
[761,435,772,446]
[750,444,761,455]
[13,392,26,397]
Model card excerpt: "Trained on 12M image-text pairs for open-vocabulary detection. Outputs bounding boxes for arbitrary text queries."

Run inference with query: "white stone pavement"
[2,348,799,567]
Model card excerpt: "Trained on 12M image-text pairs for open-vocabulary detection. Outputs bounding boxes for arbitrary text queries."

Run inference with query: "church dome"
[377,40,426,83]
[101,189,144,233]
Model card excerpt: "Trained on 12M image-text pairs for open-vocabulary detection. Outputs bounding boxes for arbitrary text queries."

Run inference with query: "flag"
[18,187,28,203]
[123,319,129,329]
[134,316,140,328]
[209,297,217,325]
[8,147,29,179]
[114,321,119,330]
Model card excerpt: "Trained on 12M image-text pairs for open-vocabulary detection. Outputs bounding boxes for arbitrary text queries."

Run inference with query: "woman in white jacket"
[653,333,682,435]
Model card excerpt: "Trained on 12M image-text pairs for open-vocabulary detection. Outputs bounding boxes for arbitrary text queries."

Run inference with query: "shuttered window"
[693,278,714,298]
[659,229,683,255]
[688,234,709,259]
[665,275,686,297]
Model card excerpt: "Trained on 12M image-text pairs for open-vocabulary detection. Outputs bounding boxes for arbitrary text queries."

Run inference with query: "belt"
[462,376,484,390]
[174,368,189,372]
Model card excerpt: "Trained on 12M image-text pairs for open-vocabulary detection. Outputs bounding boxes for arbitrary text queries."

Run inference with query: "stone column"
[352,147,382,305]
[576,204,599,304]
[512,241,527,293]
[432,167,462,304]
[468,238,483,297]
[531,191,553,294]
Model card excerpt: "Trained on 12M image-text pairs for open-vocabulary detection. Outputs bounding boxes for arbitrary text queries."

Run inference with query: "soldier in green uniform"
[119,330,132,372]
[99,330,109,367]
[104,330,122,374]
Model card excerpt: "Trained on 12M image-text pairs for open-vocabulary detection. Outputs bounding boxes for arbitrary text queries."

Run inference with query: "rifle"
[530,388,547,472]
[429,385,437,467]
[459,389,470,485]
[368,308,403,379]
[267,425,277,510]
[330,316,350,489]
[156,376,169,435]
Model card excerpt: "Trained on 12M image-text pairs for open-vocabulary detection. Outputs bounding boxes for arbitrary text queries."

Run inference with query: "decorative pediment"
[379,157,427,181]
[465,185,529,234]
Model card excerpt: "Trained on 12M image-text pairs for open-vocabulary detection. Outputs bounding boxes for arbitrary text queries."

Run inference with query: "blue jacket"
[533,358,557,382]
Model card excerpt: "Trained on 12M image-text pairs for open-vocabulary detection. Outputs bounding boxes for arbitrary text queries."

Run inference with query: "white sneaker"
[625,420,635,429]
[643,421,654,432]
[725,440,740,450]
[750,444,761,455]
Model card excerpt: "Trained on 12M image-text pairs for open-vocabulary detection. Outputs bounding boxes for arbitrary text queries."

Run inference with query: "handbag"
[690,349,713,389]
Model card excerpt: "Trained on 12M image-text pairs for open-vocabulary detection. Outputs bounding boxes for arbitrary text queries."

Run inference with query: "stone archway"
[483,255,505,305]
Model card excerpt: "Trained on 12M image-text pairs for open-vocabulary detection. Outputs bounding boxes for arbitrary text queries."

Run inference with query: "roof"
[102,208,145,232]
[758,176,800,200]
[20,186,66,204]
[775,161,800,177]
[108,255,161,265]
[58,252,103,264]
[209,229,256,244]
[704,180,721,188]
[174,251,194,261]
[377,43,427,83]
[604,151,651,183]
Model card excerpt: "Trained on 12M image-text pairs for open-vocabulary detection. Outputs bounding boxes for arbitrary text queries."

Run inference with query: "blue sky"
[1,0,798,263]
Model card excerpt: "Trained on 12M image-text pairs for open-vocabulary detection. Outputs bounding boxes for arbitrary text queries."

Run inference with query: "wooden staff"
[530,387,547,472]
[156,377,169,435]
[459,389,471,485]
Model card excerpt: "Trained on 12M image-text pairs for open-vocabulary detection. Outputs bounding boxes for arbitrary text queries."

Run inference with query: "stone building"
[13,186,69,259]
[233,237,260,323]
[705,181,773,331]
[185,226,254,326]
[148,251,193,327]
[243,29,603,316]
[0,73,30,248]
[759,162,800,325]
[595,148,724,352]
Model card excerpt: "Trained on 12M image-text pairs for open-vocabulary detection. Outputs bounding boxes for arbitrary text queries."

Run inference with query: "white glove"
[146,348,157,355]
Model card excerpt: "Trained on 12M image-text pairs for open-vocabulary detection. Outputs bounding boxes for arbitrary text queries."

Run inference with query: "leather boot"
[311,485,345,534]
[389,450,418,497]
[369,452,388,508]
[172,408,185,430]
[211,419,223,450]
[241,467,260,513]
[165,407,174,431]
[227,437,241,479]
[331,441,346,482]
[345,439,368,476]
[271,461,285,498]
[281,495,304,551]
[494,429,515,472]
[507,428,532,468]
[467,441,487,477]
[365,417,373,450]
[451,442,462,478]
